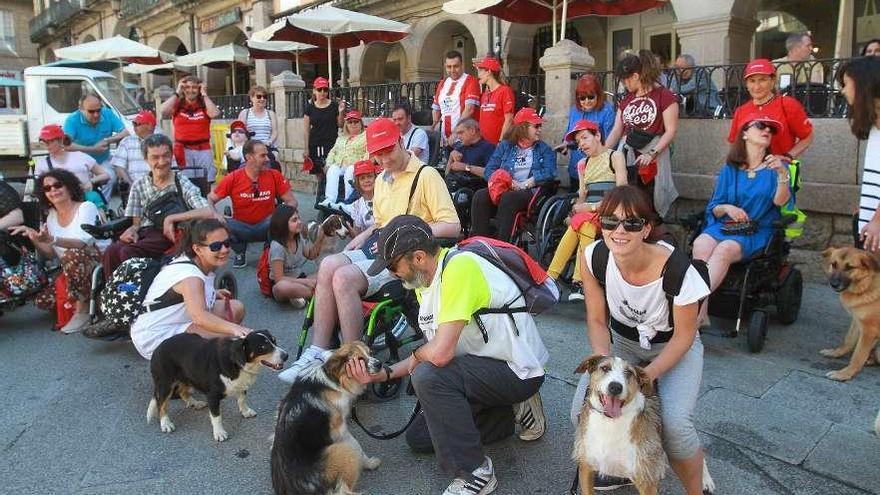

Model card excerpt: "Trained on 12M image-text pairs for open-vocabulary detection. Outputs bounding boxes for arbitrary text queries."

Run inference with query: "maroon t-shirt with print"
[619,86,678,136]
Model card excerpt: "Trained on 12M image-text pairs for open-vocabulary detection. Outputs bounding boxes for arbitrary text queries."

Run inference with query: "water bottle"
[118,283,139,293]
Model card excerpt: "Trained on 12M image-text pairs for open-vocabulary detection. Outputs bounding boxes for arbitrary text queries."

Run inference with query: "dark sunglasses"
[578,94,597,101]
[253,94,267,99]
[42,182,65,191]
[251,181,261,197]
[599,215,647,232]
[747,121,777,134]
[201,239,231,252]
[85,108,102,114]
[315,87,329,93]
[531,124,543,129]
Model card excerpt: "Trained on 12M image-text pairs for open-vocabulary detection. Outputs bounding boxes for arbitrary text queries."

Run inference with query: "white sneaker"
[513,392,546,441]
[567,283,584,302]
[278,345,330,383]
[60,312,90,334]
[443,457,497,495]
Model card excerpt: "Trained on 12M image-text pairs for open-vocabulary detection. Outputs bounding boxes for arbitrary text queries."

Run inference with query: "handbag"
[625,127,657,150]
[144,174,189,227]
[0,248,48,301]
[53,273,76,331]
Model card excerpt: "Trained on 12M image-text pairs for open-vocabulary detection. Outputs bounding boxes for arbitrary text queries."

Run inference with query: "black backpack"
[590,240,709,338]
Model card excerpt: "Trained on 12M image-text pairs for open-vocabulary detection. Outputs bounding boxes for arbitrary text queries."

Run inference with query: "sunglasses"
[578,94,597,101]
[747,121,777,134]
[251,181,261,197]
[531,124,543,129]
[253,94,267,99]
[42,182,65,191]
[85,108,102,114]
[599,215,647,232]
[201,239,231,252]
[388,254,407,274]
[315,88,329,93]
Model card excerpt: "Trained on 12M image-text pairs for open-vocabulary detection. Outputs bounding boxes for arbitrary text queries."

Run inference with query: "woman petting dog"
[130,218,250,359]
[572,186,713,494]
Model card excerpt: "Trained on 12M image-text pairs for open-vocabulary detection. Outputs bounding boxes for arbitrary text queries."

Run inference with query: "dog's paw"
[213,428,229,442]
[364,456,381,470]
[826,369,854,381]
[186,400,207,410]
[240,407,257,418]
[160,417,175,433]
[702,460,716,494]
[819,348,846,358]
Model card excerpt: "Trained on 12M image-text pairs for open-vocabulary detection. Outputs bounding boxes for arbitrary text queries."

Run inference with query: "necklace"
[745,163,767,179]
[754,94,775,108]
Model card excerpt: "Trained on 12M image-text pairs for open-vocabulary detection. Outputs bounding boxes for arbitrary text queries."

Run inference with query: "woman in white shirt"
[33,124,110,208]
[130,218,251,360]
[571,185,712,494]
[10,169,104,333]
[838,57,880,251]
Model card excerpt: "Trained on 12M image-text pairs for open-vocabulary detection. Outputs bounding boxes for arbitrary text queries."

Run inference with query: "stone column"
[270,70,305,150]
[538,39,595,174]
[250,0,273,86]
[675,15,759,66]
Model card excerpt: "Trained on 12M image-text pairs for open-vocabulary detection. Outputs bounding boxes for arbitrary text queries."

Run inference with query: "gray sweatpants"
[409,355,544,478]
[570,333,704,460]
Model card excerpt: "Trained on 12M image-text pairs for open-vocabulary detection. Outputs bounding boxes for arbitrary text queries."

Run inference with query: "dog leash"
[350,399,421,440]
[222,293,233,321]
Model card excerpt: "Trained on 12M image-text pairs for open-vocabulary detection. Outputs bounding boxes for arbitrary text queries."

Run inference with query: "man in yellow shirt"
[773,32,824,88]
[279,118,460,382]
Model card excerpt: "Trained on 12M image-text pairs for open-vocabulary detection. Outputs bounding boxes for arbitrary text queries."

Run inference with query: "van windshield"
[94,77,140,116]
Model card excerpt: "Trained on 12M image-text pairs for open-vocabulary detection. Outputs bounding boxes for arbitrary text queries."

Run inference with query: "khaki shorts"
[342,249,396,297]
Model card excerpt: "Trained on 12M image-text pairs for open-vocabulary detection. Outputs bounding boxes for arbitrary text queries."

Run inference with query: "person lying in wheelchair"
[545,119,626,300]
[692,114,793,326]
[278,118,460,383]
[471,107,557,243]
[444,118,495,233]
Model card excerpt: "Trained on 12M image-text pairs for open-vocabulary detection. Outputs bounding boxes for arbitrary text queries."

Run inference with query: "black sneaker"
[233,252,247,268]
[568,282,584,302]
[82,320,128,341]
[593,474,634,491]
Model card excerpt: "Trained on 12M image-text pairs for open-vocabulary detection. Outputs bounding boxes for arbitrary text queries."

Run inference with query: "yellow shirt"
[373,152,459,227]
[772,56,824,86]
[325,131,367,168]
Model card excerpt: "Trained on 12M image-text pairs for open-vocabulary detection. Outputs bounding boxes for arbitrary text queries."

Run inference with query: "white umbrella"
[251,5,410,87]
[123,62,189,75]
[54,35,176,64]
[246,40,321,75]
[174,44,252,94]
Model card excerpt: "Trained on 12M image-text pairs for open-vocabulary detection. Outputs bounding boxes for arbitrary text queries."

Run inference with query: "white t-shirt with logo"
[512,146,534,183]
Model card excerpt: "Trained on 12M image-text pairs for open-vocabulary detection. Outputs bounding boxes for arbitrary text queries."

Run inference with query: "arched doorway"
[360,42,406,84]
[211,26,251,95]
[155,36,189,89]
[418,20,477,81]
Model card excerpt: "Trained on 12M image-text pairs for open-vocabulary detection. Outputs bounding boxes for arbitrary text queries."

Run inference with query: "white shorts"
[342,249,396,297]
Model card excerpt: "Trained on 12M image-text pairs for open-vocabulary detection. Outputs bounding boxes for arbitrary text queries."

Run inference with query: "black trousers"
[470,188,532,243]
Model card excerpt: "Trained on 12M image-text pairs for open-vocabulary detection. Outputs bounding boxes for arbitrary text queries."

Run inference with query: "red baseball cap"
[474,56,502,72]
[366,118,401,156]
[229,120,248,133]
[564,119,599,142]
[344,110,362,122]
[743,59,776,79]
[133,110,157,126]
[354,159,379,177]
[313,77,330,89]
[513,107,543,126]
[740,113,782,134]
[39,124,66,142]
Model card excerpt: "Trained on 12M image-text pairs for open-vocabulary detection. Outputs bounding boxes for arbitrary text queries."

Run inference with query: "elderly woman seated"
[692,114,793,326]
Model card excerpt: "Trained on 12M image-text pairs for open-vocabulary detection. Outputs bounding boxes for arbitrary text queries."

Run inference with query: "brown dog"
[821,247,880,381]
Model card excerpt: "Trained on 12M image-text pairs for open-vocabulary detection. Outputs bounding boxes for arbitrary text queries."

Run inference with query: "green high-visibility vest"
[780,160,806,240]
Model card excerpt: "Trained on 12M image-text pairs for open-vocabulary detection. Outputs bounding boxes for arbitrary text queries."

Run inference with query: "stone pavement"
[0,193,878,494]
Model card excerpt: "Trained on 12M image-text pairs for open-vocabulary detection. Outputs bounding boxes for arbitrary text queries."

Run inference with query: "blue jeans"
[226,216,271,254]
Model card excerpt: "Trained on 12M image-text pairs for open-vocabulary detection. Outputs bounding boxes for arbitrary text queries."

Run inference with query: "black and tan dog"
[821,247,880,381]
[147,330,288,442]
[271,342,382,495]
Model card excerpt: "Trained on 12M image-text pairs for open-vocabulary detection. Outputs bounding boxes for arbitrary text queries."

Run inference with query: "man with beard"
[347,214,548,495]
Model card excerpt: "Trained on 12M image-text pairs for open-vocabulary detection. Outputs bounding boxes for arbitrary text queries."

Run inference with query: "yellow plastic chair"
[211,123,231,182]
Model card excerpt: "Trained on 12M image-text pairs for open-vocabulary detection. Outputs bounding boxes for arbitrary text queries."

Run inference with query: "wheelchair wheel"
[747,310,768,353]
[214,271,238,298]
[370,313,410,350]
[775,268,802,325]
[536,194,575,265]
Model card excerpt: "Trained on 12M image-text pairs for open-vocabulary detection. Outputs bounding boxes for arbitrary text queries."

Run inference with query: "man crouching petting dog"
[569,185,715,494]
[346,215,548,495]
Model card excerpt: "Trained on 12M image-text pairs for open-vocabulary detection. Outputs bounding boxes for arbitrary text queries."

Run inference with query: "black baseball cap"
[367,215,434,276]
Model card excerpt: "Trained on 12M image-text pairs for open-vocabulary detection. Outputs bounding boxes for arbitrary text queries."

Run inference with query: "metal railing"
[574,58,852,119]
[29,0,87,42]
[286,81,440,124]
[212,94,275,120]
[120,0,163,18]
[509,74,546,114]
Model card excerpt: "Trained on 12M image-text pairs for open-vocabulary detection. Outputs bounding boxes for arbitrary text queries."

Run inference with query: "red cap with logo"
[474,56,502,72]
[743,59,776,79]
[513,107,543,126]
[313,77,330,89]
[39,124,66,142]
[740,112,782,133]
[344,110,363,121]
[354,159,379,177]
[564,119,599,142]
[229,120,248,133]
[133,110,157,126]
[366,118,401,156]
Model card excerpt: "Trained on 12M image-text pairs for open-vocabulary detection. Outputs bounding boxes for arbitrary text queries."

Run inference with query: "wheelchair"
[678,212,804,353]
[493,180,559,253]
[294,279,423,400]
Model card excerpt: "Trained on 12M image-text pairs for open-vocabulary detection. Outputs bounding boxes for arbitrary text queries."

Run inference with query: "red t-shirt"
[212,168,291,225]
[172,99,211,149]
[479,84,516,145]
[619,86,677,136]
[727,96,813,156]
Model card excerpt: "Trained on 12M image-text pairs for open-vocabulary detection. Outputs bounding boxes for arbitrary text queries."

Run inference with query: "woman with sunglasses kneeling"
[130,219,251,360]
[691,114,792,327]
[571,185,713,494]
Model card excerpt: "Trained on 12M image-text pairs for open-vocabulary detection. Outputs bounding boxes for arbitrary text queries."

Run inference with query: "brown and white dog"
[821,247,880,381]
[271,342,382,495]
[573,355,667,495]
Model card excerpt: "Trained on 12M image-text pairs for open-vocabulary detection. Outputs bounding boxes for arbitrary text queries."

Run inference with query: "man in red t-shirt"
[431,50,481,146]
[160,76,220,188]
[208,140,298,268]
[475,56,515,145]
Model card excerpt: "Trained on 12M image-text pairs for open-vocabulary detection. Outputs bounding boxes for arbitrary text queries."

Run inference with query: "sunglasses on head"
[253,94,267,99]
[748,121,777,134]
[578,94,597,101]
[599,215,647,232]
[201,239,231,252]
[42,182,65,191]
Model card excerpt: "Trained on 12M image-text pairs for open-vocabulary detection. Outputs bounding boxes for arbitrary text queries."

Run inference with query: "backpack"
[100,257,195,327]
[256,244,272,297]
[590,240,710,334]
[441,236,560,343]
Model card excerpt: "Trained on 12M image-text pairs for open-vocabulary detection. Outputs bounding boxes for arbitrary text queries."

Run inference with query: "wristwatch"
[465,164,471,173]
[383,364,393,382]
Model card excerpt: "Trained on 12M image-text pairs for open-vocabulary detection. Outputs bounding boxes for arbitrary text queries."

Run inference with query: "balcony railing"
[120,0,163,18]
[29,0,87,42]
[286,81,440,124]
[509,74,545,114]
[574,58,852,119]
[212,93,275,120]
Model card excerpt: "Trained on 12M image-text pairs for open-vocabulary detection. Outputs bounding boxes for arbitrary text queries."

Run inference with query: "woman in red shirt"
[606,50,680,217]
[475,56,515,145]
[727,59,813,162]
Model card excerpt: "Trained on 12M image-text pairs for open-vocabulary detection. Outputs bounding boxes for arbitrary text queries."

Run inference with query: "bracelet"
[383,364,393,382]
[778,175,790,184]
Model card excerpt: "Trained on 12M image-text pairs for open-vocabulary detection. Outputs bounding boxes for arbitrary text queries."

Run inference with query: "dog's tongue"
[601,395,623,418]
